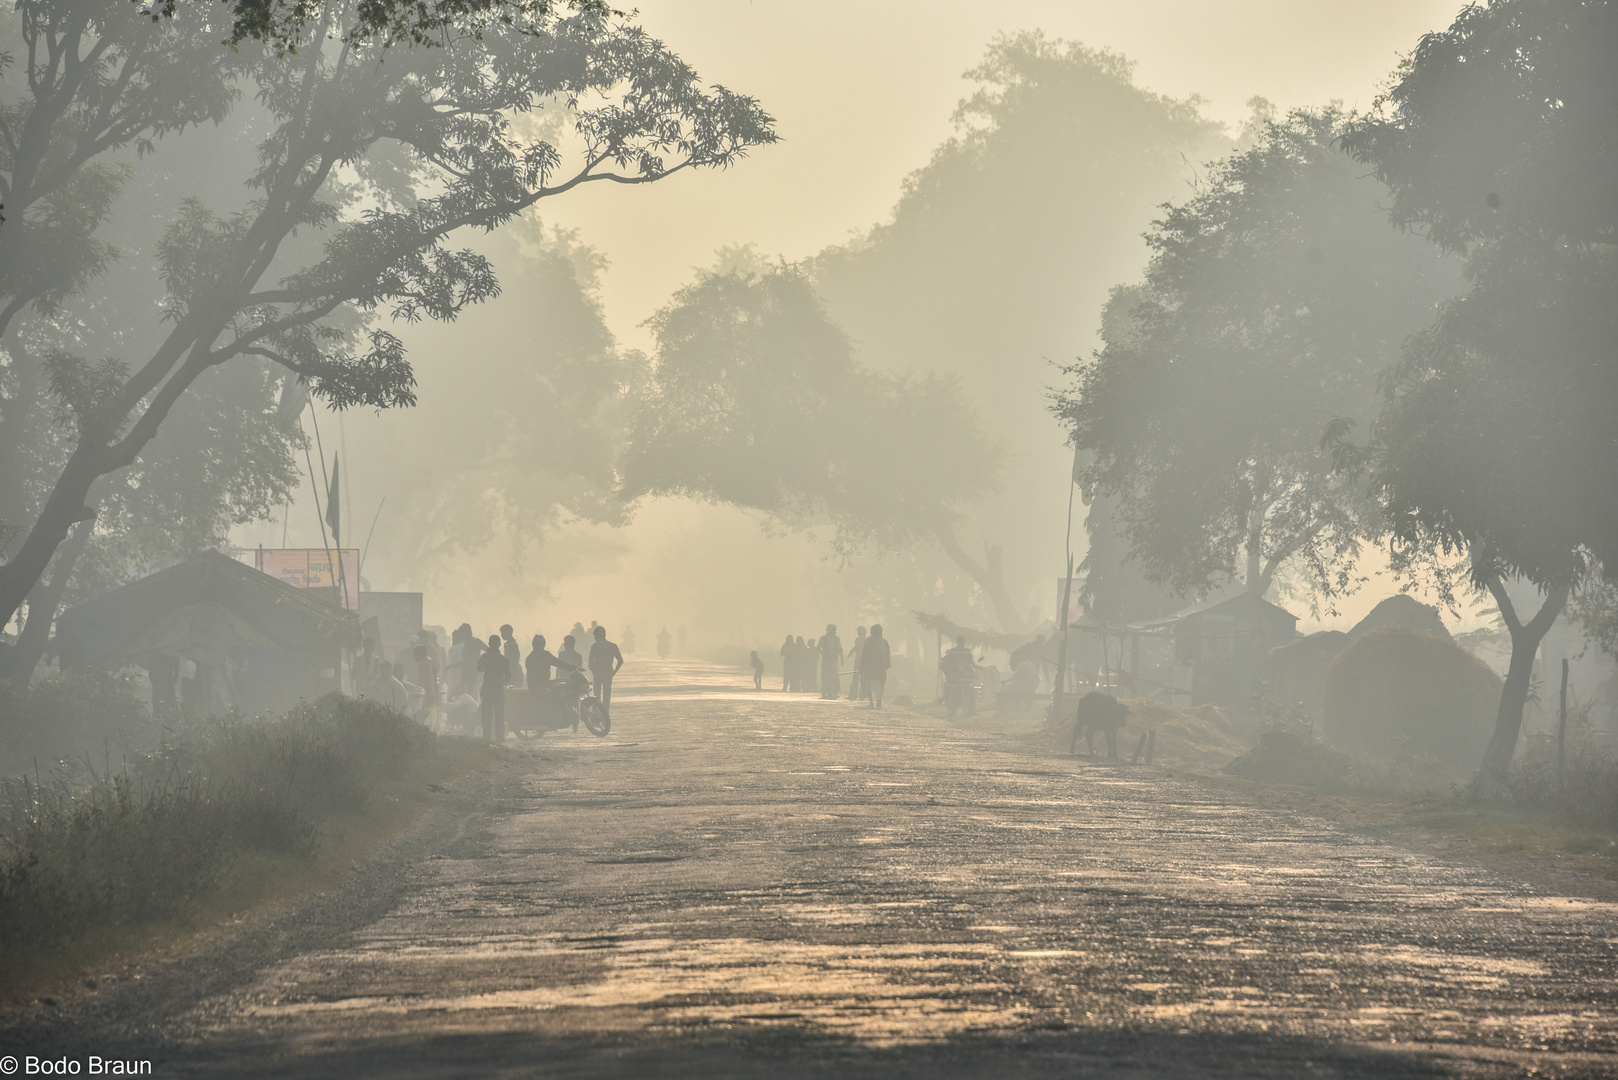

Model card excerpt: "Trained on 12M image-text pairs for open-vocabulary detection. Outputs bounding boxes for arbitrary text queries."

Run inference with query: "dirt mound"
[1224,728,1355,790]
[1348,594,1451,640]
[1013,697,1253,765]
[1322,625,1501,770]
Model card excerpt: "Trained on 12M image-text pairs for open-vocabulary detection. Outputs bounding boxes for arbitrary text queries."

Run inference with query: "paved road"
[13,661,1618,1077]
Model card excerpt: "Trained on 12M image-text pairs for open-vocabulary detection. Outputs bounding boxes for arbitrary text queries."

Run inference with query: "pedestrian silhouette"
[589,625,625,710]
[819,624,843,699]
[658,626,672,660]
[750,650,765,690]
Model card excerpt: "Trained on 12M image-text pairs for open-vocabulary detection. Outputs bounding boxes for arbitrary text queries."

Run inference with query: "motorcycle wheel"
[581,697,611,737]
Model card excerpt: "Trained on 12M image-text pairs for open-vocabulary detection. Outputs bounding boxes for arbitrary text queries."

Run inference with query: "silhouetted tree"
[1342,0,1617,782]
[1055,109,1459,612]
[811,32,1226,629]
[618,266,1016,626]
[0,0,775,675]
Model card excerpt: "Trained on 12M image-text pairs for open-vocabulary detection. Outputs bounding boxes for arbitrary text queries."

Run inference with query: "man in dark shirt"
[588,625,625,709]
[859,623,892,709]
[477,633,510,741]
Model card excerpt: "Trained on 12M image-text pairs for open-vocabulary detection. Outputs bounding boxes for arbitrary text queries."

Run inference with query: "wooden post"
[1130,632,1139,697]
[1145,728,1156,766]
[1129,732,1148,765]
[1558,657,1569,787]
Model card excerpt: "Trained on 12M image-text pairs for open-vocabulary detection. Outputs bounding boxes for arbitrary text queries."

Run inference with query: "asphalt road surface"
[9,660,1618,1078]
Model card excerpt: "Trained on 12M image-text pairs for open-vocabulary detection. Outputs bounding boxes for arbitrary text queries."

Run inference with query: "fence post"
[1557,657,1569,788]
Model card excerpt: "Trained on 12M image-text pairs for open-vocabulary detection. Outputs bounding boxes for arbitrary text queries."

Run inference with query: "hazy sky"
[542,0,1462,351]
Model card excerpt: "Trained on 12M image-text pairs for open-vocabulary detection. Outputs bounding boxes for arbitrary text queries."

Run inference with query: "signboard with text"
[1056,576,1086,628]
[256,548,360,609]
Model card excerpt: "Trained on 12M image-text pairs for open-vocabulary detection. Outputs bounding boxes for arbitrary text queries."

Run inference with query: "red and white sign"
[256,548,360,609]
[1056,576,1086,628]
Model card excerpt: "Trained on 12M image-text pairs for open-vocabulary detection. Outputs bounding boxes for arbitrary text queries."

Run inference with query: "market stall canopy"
[56,550,361,669]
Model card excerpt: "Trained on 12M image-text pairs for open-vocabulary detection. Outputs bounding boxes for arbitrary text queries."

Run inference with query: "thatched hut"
[1321,624,1501,770]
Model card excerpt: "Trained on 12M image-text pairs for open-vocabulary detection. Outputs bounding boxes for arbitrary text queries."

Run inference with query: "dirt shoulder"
[988,702,1618,897]
[3,736,509,1008]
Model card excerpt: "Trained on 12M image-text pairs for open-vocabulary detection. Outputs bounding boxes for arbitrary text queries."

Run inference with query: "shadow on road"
[150,1025,1544,1079]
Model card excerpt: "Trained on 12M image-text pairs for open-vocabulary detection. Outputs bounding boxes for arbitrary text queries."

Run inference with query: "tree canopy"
[1055,108,1460,613]
[0,0,774,675]
[618,265,1015,624]
[1339,0,1617,780]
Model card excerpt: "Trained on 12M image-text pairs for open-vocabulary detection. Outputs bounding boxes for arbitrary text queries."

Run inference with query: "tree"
[0,0,239,342]
[345,220,642,612]
[617,266,1015,627]
[2,101,307,676]
[148,0,613,53]
[1342,0,1617,781]
[0,0,775,676]
[1054,108,1460,612]
[809,32,1227,630]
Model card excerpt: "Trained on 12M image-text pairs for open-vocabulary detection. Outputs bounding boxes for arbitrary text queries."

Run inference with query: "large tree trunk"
[1477,575,1569,793]
[0,448,104,632]
[935,529,1026,633]
[0,515,95,682]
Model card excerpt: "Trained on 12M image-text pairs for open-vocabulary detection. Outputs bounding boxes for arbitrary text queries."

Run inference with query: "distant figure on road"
[799,637,815,696]
[1072,690,1129,759]
[477,633,510,741]
[622,624,637,654]
[819,625,843,699]
[500,624,523,689]
[528,633,580,690]
[455,624,482,700]
[848,626,867,702]
[559,635,583,673]
[657,626,672,660]
[750,650,765,690]
[589,625,625,710]
[779,635,795,691]
[860,624,892,709]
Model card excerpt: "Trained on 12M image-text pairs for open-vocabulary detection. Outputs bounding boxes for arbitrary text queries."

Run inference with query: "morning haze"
[4,0,1616,1074]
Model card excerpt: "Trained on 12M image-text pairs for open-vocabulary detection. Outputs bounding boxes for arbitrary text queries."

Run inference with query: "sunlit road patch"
[18,662,1618,1077]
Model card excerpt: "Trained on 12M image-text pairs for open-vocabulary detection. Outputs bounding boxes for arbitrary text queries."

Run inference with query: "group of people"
[766,623,893,708]
[357,620,627,741]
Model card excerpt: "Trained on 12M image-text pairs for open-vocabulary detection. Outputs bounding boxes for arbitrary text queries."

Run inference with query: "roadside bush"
[0,676,157,780]
[0,695,434,968]
[1495,720,1618,830]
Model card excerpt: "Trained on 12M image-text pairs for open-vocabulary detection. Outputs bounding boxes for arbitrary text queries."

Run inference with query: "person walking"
[500,624,524,689]
[750,650,765,690]
[779,634,795,691]
[860,623,892,709]
[848,626,867,702]
[477,633,510,741]
[819,625,843,699]
[457,624,483,701]
[589,625,625,710]
[411,642,440,723]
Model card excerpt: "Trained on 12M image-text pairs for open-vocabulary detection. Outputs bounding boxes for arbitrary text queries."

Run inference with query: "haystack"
[1321,624,1501,769]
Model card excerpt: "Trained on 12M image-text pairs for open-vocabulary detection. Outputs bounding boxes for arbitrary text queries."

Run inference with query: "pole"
[359,497,385,588]
[1557,657,1569,788]
[306,402,350,611]
[1053,552,1074,724]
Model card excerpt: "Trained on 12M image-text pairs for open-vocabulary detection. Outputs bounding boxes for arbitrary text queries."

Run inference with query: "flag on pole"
[326,454,341,545]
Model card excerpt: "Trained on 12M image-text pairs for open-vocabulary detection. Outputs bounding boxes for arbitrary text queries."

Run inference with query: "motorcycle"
[942,662,980,718]
[507,668,611,739]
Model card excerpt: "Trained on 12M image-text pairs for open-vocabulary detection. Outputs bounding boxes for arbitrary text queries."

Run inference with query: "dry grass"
[0,692,500,999]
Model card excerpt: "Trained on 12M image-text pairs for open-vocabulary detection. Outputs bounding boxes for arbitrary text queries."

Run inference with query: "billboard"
[1055,575,1086,628]
[256,548,360,609]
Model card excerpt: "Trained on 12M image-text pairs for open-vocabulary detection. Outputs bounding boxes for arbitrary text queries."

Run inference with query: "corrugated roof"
[56,550,359,665]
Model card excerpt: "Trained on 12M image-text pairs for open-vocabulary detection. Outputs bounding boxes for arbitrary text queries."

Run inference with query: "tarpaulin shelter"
[55,550,360,715]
